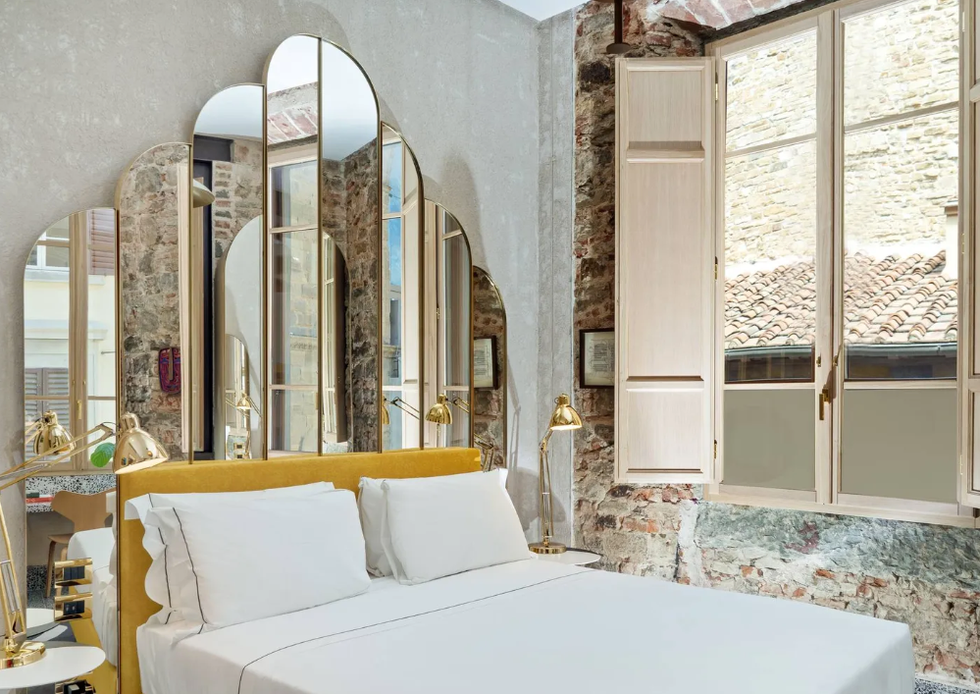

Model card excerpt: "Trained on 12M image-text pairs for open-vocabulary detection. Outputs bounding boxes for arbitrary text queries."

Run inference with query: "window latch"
[819,388,830,421]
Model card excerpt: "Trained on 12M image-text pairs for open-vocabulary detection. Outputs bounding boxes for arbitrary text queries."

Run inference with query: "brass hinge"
[714,78,719,102]
[713,440,718,459]
[714,257,719,280]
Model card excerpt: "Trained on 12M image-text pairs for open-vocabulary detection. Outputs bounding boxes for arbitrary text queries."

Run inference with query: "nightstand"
[0,643,103,693]
[534,548,601,566]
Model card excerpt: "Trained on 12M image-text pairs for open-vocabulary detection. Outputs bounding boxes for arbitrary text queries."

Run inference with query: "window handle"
[819,388,830,421]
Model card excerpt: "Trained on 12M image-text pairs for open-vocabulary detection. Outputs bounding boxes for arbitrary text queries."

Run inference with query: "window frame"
[707,0,977,527]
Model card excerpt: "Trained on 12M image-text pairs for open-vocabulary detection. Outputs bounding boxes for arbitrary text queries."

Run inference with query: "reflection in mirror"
[424,201,473,448]
[381,126,423,451]
[321,40,381,453]
[23,210,118,685]
[193,85,265,460]
[118,143,190,459]
[267,35,320,454]
[472,267,507,470]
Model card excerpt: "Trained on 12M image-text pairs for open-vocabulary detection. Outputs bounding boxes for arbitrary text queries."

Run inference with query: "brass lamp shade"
[192,179,216,208]
[33,411,75,457]
[548,393,582,431]
[232,392,258,414]
[113,413,169,474]
[425,395,453,425]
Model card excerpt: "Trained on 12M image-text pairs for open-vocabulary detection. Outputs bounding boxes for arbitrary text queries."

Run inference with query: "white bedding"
[67,527,116,666]
[137,559,913,694]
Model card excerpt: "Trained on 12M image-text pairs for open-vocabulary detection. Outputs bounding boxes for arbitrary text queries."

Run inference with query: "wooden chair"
[46,490,111,598]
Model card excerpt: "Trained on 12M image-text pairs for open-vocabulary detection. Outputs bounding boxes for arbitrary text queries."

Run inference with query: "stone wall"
[724,0,958,267]
[473,266,506,470]
[322,139,381,453]
[571,1,980,688]
[117,142,188,458]
[212,138,263,266]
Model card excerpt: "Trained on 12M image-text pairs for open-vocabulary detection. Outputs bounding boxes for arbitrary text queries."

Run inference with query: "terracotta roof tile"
[725,250,957,350]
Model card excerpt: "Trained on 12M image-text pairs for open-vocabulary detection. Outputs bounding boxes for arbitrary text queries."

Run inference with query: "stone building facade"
[571,1,979,688]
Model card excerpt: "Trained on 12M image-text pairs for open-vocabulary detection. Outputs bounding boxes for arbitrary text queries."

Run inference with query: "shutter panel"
[615,58,715,484]
[87,209,116,276]
[961,0,980,508]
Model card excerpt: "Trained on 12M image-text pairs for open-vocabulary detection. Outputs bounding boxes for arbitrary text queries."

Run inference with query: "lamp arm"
[389,398,421,420]
[539,429,555,545]
[22,420,42,444]
[0,424,115,493]
[450,397,471,414]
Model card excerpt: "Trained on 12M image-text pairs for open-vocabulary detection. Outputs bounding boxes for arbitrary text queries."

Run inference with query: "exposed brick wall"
[571,1,980,687]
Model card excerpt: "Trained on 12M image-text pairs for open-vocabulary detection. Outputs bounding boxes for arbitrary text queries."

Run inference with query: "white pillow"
[380,469,529,585]
[358,478,392,577]
[145,490,369,639]
[130,483,335,621]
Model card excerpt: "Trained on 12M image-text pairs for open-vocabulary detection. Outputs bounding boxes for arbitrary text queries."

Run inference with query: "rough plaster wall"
[0,0,540,586]
[536,10,577,544]
[568,1,980,688]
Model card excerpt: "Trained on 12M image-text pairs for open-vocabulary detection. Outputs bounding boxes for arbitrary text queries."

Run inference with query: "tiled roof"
[725,250,957,350]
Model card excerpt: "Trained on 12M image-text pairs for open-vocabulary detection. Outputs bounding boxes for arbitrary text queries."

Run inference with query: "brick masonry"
[570,1,980,688]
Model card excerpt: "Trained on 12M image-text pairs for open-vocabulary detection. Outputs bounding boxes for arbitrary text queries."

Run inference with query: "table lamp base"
[0,641,45,669]
[529,541,567,555]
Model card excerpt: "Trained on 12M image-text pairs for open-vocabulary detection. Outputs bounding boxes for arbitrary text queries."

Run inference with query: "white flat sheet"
[67,528,117,666]
[138,559,914,694]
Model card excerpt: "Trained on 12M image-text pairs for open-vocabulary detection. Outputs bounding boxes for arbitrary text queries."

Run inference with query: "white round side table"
[0,644,104,691]
[534,548,601,566]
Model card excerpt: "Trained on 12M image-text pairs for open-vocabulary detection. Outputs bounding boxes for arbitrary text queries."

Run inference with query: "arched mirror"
[381,125,424,451]
[472,266,507,470]
[22,210,118,682]
[320,40,382,453]
[266,35,321,455]
[191,84,265,460]
[424,201,473,449]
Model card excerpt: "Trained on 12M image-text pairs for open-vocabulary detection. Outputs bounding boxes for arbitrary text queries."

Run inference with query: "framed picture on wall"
[580,328,614,388]
[474,337,497,389]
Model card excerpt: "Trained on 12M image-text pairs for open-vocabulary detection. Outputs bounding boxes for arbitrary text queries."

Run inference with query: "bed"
[118,449,915,694]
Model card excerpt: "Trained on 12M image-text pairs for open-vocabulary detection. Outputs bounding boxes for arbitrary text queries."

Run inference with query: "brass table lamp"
[529,394,582,555]
[0,412,167,668]
[425,395,453,446]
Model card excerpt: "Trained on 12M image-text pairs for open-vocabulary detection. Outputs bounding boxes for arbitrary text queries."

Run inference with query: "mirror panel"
[424,201,473,448]
[381,125,424,451]
[320,40,381,453]
[118,143,190,459]
[472,267,507,470]
[267,35,320,454]
[193,85,265,460]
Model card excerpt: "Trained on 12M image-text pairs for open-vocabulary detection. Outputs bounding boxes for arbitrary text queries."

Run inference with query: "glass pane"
[43,217,69,241]
[841,388,956,503]
[383,142,403,214]
[442,234,471,388]
[844,0,958,126]
[382,390,405,451]
[843,109,958,379]
[726,30,816,152]
[383,218,403,387]
[725,141,816,383]
[271,161,317,228]
[41,245,69,269]
[86,400,117,468]
[271,231,318,387]
[88,245,116,397]
[724,389,815,491]
[270,389,317,453]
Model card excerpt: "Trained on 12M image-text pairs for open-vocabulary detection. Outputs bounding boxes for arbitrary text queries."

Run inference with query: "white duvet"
[67,527,117,666]
[138,559,913,694]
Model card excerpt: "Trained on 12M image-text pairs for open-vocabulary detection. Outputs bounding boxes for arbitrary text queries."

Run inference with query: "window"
[269,149,320,454]
[24,210,117,471]
[712,0,968,522]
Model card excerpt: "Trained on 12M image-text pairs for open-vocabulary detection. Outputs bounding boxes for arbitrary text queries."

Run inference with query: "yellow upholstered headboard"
[117,448,481,694]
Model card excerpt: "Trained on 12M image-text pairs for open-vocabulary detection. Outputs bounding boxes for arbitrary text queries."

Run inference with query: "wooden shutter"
[962,0,980,508]
[615,58,715,484]
[87,209,116,276]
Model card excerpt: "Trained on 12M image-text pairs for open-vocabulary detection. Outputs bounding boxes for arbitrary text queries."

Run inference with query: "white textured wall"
[0,0,542,565]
